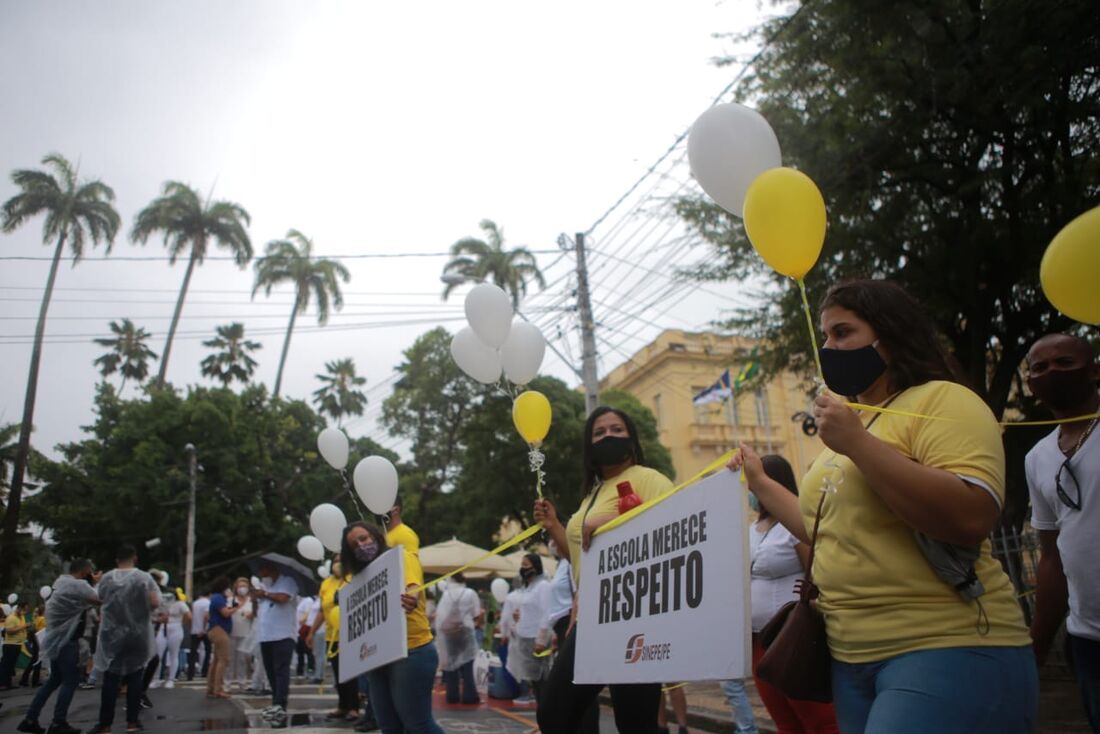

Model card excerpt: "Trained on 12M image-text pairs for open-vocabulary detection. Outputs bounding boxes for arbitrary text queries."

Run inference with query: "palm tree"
[200,322,261,387]
[312,358,367,426]
[441,219,546,306]
[93,318,158,394]
[131,182,251,389]
[252,229,350,398]
[0,153,120,588]
[0,423,19,507]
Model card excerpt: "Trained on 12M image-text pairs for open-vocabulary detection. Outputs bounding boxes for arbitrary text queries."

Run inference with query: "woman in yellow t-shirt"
[305,553,360,722]
[341,521,442,734]
[533,406,674,734]
[0,601,30,689]
[730,279,1036,734]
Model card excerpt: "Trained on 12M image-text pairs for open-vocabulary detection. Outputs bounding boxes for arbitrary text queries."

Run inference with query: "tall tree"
[312,358,368,427]
[441,219,547,306]
[0,153,120,588]
[93,318,158,394]
[677,0,1100,420]
[252,230,350,398]
[131,182,252,389]
[382,327,482,541]
[200,322,261,387]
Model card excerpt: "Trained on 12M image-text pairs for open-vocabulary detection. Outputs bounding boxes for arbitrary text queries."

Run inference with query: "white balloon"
[464,283,513,348]
[6,593,17,604]
[310,503,348,553]
[687,102,782,218]
[490,578,509,604]
[317,565,331,579]
[354,456,400,514]
[317,427,350,470]
[0,603,9,616]
[40,585,52,600]
[450,327,502,384]
[250,576,262,589]
[500,321,546,385]
[325,559,333,571]
[297,535,326,561]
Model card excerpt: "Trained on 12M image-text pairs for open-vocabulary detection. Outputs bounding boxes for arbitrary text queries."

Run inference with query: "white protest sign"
[575,469,751,684]
[339,547,407,681]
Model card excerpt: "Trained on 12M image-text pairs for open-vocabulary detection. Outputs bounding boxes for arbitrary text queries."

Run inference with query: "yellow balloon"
[512,390,552,446]
[742,167,827,279]
[1041,205,1100,325]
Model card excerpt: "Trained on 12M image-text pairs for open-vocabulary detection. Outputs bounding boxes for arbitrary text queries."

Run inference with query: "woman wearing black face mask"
[533,406,673,734]
[729,279,1036,734]
[505,553,552,703]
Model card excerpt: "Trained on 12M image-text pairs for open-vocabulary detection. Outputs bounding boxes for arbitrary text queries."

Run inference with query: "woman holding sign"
[533,406,674,734]
[341,522,443,734]
[730,280,1036,734]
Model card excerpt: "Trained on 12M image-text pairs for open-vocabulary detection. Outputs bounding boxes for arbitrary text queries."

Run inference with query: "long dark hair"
[340,521,389,576]
[821,279,958,392]
[759,454,798,520]
[523,552,544,579]
[581,406,647,495]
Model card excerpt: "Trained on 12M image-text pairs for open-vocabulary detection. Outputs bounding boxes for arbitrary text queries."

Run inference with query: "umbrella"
[247,552,319,596]
[418,538,516,576]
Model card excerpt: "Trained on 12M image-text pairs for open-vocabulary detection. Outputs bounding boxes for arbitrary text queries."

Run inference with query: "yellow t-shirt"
[403,550,433,649]
[4,612,27,645]
[319,575,346,643]
[800,380,1030,663]
[34,615,46,632]
[386,523,420,556]
[566,464,674,587]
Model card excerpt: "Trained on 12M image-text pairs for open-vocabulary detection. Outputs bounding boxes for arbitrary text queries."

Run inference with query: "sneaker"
[164,680,175,689]
[512,695,536,705]
[268,710,287,729]
[16,720,46,734]
[261,705,285,721]
[353,717,379,733]
[139,694,153,709]
[148,680,162,689]
[47,724,81,734]
[126,722,144,732]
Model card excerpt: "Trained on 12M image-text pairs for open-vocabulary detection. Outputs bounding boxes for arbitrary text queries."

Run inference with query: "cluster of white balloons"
[316,427,400,514]
[450,283,546,385]
[687,102,783,218]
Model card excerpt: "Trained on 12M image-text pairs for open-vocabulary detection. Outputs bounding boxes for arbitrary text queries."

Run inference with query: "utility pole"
[574,232,600,414]
[184,443,197,603]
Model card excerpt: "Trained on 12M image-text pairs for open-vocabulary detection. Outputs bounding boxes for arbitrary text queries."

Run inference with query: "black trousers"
[295,634,315,676]
[329,642,360,713]
[20,633,41,686]
[187,633,210,679]
[99,669,143,726]
[261,638,295,709]
[537,624,660,734]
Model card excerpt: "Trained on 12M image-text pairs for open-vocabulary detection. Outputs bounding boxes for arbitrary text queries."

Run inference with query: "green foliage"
[200,322,261,387]
[677,0,1100,418]
[93,318,158,392]
[312,358,368,426]
[22,384,384,587]
[441,219,547,306]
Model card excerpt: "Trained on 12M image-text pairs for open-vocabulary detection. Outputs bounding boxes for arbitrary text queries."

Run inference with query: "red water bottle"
[617,481,644,514]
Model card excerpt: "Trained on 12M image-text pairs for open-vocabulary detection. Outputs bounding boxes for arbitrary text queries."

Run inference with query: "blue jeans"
[1068,634,1100,731]
[366,641,445,734]
[27,639,81,726]
[720,678,759,733]
[832,645,1037,734]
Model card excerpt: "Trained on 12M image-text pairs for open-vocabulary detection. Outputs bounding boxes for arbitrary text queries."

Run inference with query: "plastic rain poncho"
[39,574,99,662]
[93,568,159,675]
[435,583,480,671]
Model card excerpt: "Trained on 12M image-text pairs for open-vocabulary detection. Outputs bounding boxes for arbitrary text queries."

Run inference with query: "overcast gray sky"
[0,0,769,459]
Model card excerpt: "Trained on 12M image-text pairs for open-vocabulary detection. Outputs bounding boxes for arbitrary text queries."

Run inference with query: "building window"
[754,387,770,427]
[653,393,664,429]
[692,387,711,425]
[669,342,687,352]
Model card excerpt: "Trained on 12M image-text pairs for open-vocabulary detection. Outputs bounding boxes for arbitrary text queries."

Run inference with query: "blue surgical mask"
[748,493,761,513]
[354,542,379,564]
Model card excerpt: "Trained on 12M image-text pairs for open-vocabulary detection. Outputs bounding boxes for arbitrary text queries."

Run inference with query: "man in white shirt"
[1025,333,1100,731]
[186,593,210,680]
[294,596,315,680]
[254,561,300,727]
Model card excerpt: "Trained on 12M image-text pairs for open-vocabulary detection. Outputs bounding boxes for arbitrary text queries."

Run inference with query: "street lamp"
[183,443,197,603]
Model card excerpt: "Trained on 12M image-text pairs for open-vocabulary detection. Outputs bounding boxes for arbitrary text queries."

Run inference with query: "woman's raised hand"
[727,441,766,487]
[533,498,560,529]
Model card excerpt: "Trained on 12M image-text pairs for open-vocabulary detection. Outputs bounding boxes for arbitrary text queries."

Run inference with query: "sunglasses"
[1056,457,1082,511]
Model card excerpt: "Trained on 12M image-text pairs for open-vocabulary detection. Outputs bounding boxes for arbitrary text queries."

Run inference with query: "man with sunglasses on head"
[1025,333,1100,732]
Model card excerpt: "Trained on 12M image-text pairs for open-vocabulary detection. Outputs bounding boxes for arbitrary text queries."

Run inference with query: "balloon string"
[340,469,366,521]
[528,447,546,498]
[798,278,825,385]
[417,522,544,592]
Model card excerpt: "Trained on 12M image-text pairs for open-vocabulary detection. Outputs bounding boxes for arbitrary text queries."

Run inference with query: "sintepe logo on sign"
[359,642,377,661]
[624,634,646,664]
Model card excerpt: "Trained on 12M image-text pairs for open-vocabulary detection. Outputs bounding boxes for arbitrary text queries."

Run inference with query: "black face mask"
[819,342,888,397]
[520,567,537,582]
[591,435,633,467]
[1029,366,1098,412]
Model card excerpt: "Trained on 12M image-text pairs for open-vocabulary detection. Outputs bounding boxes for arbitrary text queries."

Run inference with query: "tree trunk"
[273,306,299,398]
[155,247,199,389]
[0,232,67,589]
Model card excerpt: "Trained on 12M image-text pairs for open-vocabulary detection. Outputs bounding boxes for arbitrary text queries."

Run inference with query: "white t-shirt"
[515,577,552,639]
[1026,425,1100,641]
[257,575,299,643]
[190,597,211,635]
[540,559,574,639]
[749,520,804,632]
[296,597,313,628]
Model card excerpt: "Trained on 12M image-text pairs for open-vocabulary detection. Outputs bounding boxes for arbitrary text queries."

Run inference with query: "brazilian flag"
[734,347,760,387]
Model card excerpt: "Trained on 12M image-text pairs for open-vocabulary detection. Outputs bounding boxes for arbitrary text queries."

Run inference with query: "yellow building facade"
[601,329,824,482]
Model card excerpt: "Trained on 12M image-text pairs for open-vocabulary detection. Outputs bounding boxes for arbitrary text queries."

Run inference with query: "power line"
[0,249,561,263]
